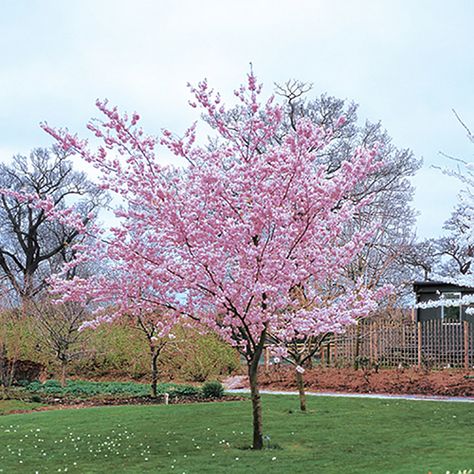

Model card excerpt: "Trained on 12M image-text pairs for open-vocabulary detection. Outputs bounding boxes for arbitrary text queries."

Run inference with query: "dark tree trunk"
[0,344,14,388]
[60,360,67,388]
[354,323,361,369]
[0,344,8,387]
[247,339,265,450]
[151,350,159,398]
[295,370,306,412]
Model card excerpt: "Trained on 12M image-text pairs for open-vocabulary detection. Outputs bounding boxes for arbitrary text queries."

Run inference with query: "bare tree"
[436,204,474,277]
[0,147,106,302]
[406,111,474,284]
[399,239,441,282]
[207,81,421,299]
[273,82,422,298]
[30,298,90,386]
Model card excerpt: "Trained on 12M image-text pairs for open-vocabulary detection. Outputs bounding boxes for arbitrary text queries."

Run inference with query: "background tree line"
[0,82,463,390]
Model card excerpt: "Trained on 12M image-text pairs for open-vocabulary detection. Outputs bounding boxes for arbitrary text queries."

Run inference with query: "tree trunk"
[248,343,265,450]
[151,351,159,398]
[354,323,361,369]
[60,360,67,388]
[295,370,306,412]
[0,344,7,387]
[0,344,14,388]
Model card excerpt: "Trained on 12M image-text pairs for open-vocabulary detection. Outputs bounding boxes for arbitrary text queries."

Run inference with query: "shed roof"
[413,281,474,294]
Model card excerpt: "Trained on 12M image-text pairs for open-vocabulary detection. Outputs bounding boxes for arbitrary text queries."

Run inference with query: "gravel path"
[226,388,474,403]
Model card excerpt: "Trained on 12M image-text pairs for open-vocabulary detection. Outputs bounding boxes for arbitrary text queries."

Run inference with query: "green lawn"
[0,395,473,473]
[0,400,45,416]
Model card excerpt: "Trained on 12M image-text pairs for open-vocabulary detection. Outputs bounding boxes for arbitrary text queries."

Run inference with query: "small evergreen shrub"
[202,380,224,399]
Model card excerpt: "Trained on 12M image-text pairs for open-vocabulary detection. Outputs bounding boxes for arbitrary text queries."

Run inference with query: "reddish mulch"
[254,367,474,397]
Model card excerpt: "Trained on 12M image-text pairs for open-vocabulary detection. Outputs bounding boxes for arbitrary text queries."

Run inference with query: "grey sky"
[1,0,473,238]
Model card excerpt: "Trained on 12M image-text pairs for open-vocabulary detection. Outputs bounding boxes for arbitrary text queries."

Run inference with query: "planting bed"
[1,379,240,415]
[252,367,474,397]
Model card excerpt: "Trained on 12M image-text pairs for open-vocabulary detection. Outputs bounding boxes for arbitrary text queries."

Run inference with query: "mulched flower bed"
[256,366,474,397]
[41,393,243,406]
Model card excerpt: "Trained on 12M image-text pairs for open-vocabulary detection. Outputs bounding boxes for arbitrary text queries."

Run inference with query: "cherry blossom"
[38,71,383,449]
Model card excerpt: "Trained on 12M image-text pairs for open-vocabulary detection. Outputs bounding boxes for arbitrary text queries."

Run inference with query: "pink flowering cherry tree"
[268,281,390,411]
[40,72,383,450]
[48,219,180,398]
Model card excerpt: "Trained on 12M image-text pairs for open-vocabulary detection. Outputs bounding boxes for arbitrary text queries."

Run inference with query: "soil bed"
[251,367,474,397]
[43,393,242,406]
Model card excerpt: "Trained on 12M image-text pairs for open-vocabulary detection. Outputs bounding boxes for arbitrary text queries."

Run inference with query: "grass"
[0,400,45,416]
[0,395,473,473]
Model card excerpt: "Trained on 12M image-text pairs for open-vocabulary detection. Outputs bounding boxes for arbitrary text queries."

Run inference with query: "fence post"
[264,347,269,370]
[374,322,379,362]
[464,320,469,370]
[369,327,373,363]
[417,321,422,369]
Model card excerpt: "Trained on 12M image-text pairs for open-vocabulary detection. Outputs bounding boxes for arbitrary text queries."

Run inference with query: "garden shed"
[413,281,474,323]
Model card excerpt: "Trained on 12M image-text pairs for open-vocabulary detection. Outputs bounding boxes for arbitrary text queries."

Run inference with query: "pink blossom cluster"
[39,72,384,350]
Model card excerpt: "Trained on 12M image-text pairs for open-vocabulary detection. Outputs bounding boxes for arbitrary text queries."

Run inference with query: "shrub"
[202,380,224,399]
[0,313,242,383]
[22,379,200,399]
[161,329,240,382]
[166,384,200,397]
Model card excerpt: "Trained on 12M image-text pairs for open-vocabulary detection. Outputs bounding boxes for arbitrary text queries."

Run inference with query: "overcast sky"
[1,0,473,238]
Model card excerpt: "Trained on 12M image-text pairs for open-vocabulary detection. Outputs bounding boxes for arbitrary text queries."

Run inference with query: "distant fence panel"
[330,319,473,369]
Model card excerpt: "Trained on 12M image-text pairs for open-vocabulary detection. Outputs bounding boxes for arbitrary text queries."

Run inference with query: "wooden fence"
[324,319,474,369]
